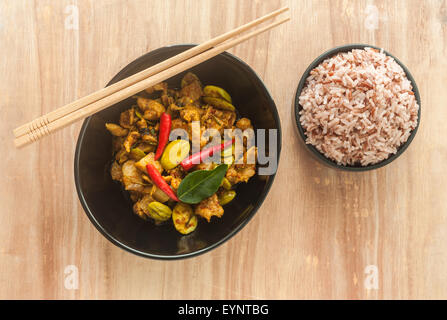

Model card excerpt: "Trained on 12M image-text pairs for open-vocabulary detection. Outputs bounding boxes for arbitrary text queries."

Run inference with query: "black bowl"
[74,45,281,259]
[294,44,421,171]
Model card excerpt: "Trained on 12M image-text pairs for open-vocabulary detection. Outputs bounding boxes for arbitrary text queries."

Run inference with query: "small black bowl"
[74,45,281,259]
[294,44,421,171]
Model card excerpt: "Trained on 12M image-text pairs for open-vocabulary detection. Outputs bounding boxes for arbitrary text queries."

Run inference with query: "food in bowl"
[298,47,419,166]
[105,72,257,235]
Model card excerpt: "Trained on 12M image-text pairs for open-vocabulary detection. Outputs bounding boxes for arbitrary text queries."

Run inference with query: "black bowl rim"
[294,43,421,171]
[74,44,282,260]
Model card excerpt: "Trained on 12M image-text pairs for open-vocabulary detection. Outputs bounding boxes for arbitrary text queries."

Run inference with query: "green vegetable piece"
[151,185,170,203]
[147,201,172,222]
[220,177,232,190]
[130,147,146,160]
[203,97,236,111]
[177,164,229,204]
[219,190,236,205]
[161,140,190,170]
[203,85,232,103]
[172,203,197,235]
[135,109,144,120]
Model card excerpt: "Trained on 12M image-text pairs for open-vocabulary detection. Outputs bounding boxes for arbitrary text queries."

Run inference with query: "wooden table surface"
[1,0,446,300]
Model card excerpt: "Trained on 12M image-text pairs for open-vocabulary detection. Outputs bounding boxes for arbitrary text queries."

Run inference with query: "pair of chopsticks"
[13,7,290,148]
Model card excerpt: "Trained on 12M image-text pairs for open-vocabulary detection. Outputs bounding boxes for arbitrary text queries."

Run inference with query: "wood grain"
[0,0,446,299]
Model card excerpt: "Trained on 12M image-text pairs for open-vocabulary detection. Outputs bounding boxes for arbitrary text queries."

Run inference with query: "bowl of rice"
[294,44,421,171]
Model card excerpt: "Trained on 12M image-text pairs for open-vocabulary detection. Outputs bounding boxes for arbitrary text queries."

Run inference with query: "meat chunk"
[226,147,257,184]
[194,162,216,171]
[236,118,253,130]
[133,194,155,219]
[122,160,144,192]
[137,97,166,120]
[163,166,185,190]
[133,202,146,219]
[123,131,140,153]
[136,119,147,130]
[160,93,174,107]
[145,82,168,95]
[110,162,122,181]
[105,123,128,137]
[141,130,158,145]
[201,106,236,133]
[180,105,203,122]
[171,118,189,133]
[181,72,200,86]
[171,118,197,142]
[180,80,203,101]
[115,149,128,164]
[119,108,135,129]
[135,142,156,154]
[163,174,182,190]
[112,136,125,152]
[195,194,224,222]
[226,164,256,184]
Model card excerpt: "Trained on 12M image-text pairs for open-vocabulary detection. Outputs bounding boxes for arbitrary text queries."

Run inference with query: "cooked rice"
[299,47,419,166]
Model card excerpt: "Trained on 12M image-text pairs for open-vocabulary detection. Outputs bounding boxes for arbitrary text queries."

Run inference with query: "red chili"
[146,164,179,202]
[154,112,171,160]
[180,139,234,171]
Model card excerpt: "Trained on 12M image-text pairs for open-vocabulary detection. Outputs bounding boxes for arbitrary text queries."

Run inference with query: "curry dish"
[105,72,257,235]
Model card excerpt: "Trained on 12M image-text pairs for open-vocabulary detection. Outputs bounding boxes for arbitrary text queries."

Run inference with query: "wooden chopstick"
[14,15,290,148]
[13,6,289,139]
